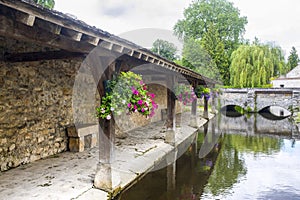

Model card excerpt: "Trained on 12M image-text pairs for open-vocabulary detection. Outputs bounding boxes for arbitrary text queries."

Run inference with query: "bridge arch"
[220,105,244,117]
[259,106,291,120]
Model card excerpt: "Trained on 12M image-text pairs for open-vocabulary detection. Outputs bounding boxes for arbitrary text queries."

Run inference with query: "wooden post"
[203,96,209,119]
[211,91,216,114]
[165,76,176,145]
[94,59,120,192]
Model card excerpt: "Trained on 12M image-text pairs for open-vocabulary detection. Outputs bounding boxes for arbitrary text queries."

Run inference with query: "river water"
[118,112,300,200]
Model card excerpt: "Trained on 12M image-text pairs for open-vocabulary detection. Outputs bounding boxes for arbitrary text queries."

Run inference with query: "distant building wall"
[272,79,300,88]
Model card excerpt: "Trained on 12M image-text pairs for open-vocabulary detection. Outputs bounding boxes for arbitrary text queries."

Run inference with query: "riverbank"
[0,111,215,200]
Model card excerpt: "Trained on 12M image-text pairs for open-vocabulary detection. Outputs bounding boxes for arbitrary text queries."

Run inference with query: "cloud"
[99,1,136,17]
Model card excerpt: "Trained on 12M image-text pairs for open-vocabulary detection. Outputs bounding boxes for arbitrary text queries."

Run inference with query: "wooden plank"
[3,50,85,62]
[0,14,94,53]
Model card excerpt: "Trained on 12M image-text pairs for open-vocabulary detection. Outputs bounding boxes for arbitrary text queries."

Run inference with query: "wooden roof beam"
[0,15,94,53]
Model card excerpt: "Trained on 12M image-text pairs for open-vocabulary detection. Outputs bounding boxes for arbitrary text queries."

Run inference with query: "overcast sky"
[54,0,300,57]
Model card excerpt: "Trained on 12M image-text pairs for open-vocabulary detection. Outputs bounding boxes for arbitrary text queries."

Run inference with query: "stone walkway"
[0,111,213,200]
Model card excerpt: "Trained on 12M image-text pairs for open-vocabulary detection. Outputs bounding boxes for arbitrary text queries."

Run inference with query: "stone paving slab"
[0,111,214,200]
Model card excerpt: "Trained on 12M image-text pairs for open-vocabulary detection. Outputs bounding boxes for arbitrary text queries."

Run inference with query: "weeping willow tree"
[230,44,286,88]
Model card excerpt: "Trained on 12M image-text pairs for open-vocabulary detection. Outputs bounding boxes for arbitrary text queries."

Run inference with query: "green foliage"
[181,38,221,80]
[151,39,178,61]
[234,105,244,114]
[33,0,55,9]
[174,0,247,84]
[230,43,286,88]
[200,24,230,84]
[287,46,300,72]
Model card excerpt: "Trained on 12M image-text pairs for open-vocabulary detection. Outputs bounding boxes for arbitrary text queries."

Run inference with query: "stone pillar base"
[189,115,198,128]
[165,129,175,146]
[94,163,121,193]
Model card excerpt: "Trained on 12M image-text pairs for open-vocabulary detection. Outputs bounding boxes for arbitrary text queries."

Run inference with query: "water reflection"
[118,114,300,200]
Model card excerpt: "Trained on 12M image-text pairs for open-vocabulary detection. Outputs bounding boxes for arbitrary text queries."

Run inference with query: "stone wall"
[0,37,85,171]
[115,84,168,137]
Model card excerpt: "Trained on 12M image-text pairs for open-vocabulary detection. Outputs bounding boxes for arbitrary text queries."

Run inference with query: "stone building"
[272,64,300,88]
[0,0,216,172]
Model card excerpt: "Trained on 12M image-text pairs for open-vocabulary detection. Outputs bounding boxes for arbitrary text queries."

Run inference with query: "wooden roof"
[0,0,218,86]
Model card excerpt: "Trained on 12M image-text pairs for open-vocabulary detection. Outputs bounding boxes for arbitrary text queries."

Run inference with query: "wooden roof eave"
[0,0,217,86]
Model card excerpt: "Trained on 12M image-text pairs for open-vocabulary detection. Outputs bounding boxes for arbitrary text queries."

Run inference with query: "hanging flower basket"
[174,84,197,105]
[195,86,211,100]
[96,71,158,120]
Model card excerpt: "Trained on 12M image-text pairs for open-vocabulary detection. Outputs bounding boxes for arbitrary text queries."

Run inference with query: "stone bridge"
[219,88,300,115]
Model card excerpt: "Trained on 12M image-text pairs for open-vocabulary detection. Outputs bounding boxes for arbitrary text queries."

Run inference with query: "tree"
[287,46,300,72]
[200,24,229,83]
[174,0,247,84]
[230,44,286,88]
[181,38,221,81]
[33,0,55,9]
[151,39,178,61]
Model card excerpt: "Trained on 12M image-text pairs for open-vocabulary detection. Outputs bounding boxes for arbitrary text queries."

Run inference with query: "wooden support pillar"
[94,59,120,192]
[211,91,216,114]
[165,75,176,145]
[203,96,209,119]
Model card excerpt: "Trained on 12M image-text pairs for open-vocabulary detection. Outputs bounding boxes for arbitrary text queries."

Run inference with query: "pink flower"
[141,108,145,112]
[152,102,158,109]
[149,111,155,117]
[140,80,144,85]
[149,93,155,98]
[133,90,139,95]
[106,115,111,120]
[131,87,139,95]
[127,103,131,108]
[138,100,143,105]
[134,105,137,110]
